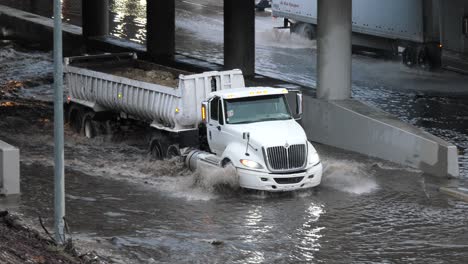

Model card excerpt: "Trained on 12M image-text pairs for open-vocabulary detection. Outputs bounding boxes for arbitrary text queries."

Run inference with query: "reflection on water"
[295,204,324,262]
[110,0,146,43]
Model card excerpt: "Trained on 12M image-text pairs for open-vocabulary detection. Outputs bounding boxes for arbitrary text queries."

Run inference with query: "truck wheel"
[81,111,97,139]
[68,105,83,134]
[417,47,432,70]
[291,22,316,40]
[150,141,164,160]
[149,135,170,160]
[402,47,417,67]
[166,144,181,159]
[222,159,232,168]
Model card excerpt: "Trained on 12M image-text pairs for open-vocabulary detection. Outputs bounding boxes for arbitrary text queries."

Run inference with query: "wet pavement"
[1,0,468,263]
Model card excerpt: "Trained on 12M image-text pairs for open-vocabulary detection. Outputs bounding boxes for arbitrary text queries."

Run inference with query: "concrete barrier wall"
[302,96,459,177]
[0,141,20,195]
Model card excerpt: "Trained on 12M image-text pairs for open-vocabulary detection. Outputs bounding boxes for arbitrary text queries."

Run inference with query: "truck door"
[207,97,225,155]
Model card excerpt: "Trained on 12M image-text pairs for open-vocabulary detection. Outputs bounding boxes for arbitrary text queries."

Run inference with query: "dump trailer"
[272,0,441,69]
[64,53,323,192]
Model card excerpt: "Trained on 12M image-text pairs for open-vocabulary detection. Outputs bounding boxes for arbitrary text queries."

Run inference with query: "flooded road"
[1,0,468,263]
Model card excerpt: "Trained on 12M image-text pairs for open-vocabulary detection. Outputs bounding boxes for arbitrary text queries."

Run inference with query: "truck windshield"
[224,94,292,124]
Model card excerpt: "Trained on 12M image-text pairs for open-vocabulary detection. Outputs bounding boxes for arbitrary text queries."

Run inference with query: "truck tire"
[68,105,83,134]
[291,22,316,40]
[149,134,170,160]
[81,111,97,139]
[150,140,164,160]
[166,144,181,159]
[402,46,417,67]
[221,158,232,168]
[417,46,432,70]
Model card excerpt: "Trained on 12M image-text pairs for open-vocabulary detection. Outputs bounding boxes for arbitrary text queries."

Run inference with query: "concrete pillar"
[147,0,175,62]
[224,0,255,76]
[317,0,352,100]
[82,0,109,38]
[0,141,20,196]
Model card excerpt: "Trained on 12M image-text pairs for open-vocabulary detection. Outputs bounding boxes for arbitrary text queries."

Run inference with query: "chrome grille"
[274,177,304,184]
[265,144,307,172]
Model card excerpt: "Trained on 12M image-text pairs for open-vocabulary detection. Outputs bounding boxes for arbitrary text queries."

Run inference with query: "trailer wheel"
[417,47,432,70]
[150,134,170,160]
[150,141,164,160]
[68,105,83,134]
[402,47,417,67]
[166,144,181,159]
[291,22,316,40]
[81,111,97,139]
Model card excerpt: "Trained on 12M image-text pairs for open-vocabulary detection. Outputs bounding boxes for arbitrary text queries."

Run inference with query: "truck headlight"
[240,159,264,169]
[308,151,320,166]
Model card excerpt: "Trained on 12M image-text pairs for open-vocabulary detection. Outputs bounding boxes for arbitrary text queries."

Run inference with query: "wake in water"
[321,157,379,195]
[256,28,317,49]
[193,163,240,192]
[0,99,242,201]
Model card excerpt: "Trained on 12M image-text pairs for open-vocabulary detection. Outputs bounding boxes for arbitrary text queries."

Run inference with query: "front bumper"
[237,162,323,192]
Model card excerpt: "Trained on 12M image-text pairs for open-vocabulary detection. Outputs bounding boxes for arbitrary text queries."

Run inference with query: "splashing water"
[193,163,240,192]
[256,29,317,49]
[321,158,379,195]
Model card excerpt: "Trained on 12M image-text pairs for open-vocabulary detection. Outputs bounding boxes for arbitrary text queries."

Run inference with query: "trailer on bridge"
[271,0,442,69]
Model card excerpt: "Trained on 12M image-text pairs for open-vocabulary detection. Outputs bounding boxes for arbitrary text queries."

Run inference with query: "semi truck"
[64,53,323,192]
[271,0,442,69]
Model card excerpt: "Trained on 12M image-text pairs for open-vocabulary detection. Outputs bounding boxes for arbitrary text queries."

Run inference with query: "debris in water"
[0,80,24,97]
[209,240,224,246]
[0,101,16,107]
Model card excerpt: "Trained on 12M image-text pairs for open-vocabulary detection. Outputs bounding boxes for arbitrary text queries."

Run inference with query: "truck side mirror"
[243,132,250,140]
[296,93,303,120]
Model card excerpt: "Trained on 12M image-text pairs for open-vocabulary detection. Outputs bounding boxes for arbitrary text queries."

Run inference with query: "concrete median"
[0,140,20,196]
[302,96,459,178]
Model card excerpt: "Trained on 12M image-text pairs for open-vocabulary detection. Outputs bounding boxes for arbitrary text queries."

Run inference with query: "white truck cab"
[198,87,322,191]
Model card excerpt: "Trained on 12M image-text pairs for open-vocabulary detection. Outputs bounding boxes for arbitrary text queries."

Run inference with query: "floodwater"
[1,0,468,263]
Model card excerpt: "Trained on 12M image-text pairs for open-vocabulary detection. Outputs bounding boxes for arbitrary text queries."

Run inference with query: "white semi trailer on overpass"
[64,53,323,192]
[271,0,442,69]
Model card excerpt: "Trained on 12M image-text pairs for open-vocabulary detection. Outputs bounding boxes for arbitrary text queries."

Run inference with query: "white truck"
[64,53,323,192]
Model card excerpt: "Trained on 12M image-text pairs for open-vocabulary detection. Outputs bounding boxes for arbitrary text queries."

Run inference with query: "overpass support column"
[317,0,352,100]
[224,0,255,76]
[82,0,109,38]
[147,0,175,62]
